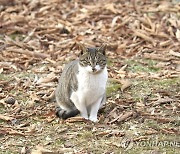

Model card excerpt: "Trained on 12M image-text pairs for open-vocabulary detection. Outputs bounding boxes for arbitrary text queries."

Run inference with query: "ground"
[0,0,180,154]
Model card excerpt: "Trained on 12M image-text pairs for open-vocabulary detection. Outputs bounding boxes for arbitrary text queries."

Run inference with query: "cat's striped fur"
[55,44,108,121]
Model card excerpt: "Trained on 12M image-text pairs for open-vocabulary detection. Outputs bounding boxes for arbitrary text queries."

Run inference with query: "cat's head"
[78,44,107,74]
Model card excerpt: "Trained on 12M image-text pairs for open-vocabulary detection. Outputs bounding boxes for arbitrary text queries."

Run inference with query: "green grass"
[0,72,33,81]
[107,58,114,67]
[125,78,180,101]
[55,138,66,145]
[0,151,14,154]
[9,33,25,41]
[125,59,160,73]
[106,80,121,97]
[0,105,5,115]
[0,74,13,81]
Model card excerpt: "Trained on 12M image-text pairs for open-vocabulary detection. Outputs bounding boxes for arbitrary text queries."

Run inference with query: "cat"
[55,44,108,122]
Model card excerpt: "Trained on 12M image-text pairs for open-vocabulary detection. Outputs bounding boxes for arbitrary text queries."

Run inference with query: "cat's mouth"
[90,69,101,74]
[92,67,96,72]
[84,65,102,74]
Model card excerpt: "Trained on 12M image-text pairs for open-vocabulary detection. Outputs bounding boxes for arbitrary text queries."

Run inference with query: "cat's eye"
[80,59,90,66]
[98,59,106,66]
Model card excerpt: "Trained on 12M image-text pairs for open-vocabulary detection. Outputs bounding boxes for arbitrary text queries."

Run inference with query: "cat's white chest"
[75,65,108,105]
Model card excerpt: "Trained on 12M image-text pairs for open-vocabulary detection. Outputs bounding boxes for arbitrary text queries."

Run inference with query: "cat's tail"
[55,107,80,120]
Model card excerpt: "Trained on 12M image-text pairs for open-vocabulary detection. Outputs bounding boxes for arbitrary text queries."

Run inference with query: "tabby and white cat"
[55,44,108,122]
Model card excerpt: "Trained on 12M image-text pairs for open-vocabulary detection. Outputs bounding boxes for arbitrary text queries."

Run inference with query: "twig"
[0,114,14,121]
[169,50,180,58]
[132,29,155,44]
[6,47,49,59]
[140,112,177,123]
[109,111,134,124]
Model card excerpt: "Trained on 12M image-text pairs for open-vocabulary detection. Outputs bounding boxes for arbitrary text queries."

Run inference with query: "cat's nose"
[92,67,96,72]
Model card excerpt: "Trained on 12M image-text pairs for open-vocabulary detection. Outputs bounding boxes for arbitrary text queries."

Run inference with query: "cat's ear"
[98,44,107,55]
[78,43,87,55]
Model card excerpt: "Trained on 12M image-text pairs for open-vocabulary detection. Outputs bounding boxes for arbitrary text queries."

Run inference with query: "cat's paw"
[81,114,88,120]
[89,117,98,122]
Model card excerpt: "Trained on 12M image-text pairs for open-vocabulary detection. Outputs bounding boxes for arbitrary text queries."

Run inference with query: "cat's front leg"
[79,98,88,119]
[80,109,88,120]
[70,92,88,119]
[89,96,103,122]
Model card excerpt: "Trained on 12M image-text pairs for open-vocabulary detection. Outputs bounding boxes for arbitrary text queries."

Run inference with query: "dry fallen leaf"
[169,50,180,58]
[31,145,53,154]
[109,111,134,124]
[26,124,36,134]
[175,29,180,41]
[65,116,89,123]
[0,114,14,121]
[0,128,25,136]
[120,79,132,92]
[136,101,145,109]
[36,73,56,85]
[104,3,118,14]
[152,97,173,106]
